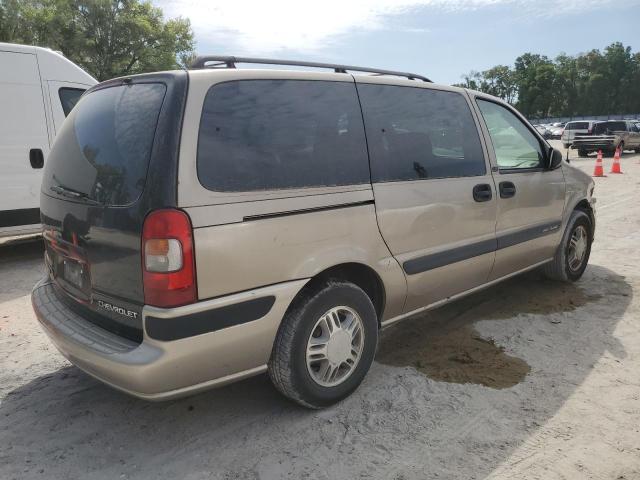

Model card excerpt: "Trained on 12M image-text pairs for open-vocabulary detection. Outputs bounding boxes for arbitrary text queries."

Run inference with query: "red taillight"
[142,209,197,308]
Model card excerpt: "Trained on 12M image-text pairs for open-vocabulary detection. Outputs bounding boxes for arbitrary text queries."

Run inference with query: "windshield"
[43,83,167,206]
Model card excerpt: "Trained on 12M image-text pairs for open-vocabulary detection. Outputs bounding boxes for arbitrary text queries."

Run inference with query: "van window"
[58,88,85,116]
[566,122,588,130]
[43,83,166,206]
[357,84,485,182]
[477,100,544,170]
[197,80,369,192]
[595,121,627,133]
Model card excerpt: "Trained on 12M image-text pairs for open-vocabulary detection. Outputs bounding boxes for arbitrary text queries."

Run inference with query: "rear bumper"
[571,142,616,151]
[32,277,308,400]
[571,135,618,151]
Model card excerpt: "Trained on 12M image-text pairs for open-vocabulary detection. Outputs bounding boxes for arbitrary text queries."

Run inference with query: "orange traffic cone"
[593,150,605,177]
[610,147,623,174]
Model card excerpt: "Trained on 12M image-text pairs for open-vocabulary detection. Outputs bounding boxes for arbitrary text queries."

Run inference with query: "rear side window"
[197,80,369,192]
[58,88,85,116]
[606,121,626,131]
[567,122,588,130]
[357,84,485,182]
[594,121,627,134]
[43,83,166,206]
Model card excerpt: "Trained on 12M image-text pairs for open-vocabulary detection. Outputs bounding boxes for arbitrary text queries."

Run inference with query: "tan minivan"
[32,57,596,408]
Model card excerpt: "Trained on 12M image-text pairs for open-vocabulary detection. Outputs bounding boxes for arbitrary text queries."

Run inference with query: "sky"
[155,0,640,85]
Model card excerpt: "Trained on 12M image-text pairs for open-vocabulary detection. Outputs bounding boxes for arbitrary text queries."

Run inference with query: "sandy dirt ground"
[1,143,639,479]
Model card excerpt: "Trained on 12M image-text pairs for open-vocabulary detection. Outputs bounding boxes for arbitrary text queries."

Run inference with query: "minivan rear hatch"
[40,73,187,341]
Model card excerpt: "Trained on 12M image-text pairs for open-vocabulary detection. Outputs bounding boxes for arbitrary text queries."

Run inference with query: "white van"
[0,43,96,238]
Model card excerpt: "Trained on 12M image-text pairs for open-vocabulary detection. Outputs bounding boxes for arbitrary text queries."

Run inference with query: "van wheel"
[268,282,378,409]
[543,210,592,282]
[578,149,588,157]
[563,143,570,149]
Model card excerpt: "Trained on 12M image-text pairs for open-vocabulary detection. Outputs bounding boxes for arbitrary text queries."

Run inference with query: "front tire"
[268,282,378,409]
[543,210,592,282]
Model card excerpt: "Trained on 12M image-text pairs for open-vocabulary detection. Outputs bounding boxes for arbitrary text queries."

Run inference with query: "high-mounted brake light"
[142,209,197,308]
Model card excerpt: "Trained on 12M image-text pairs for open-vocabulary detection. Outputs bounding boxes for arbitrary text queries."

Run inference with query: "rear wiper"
[50,184,101,205]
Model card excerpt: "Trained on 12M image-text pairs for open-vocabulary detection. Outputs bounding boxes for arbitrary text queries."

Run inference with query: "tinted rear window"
[566,122,589,130]
[197,80,369,192]
[595,121,627,133]
[43,83,166,206]
[357,84,485,182]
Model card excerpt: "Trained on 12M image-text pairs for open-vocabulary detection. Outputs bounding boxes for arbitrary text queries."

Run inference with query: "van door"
[357,80,497,313]
[0,50,49,228]
[47,81,88,135]
[474,98,565,280]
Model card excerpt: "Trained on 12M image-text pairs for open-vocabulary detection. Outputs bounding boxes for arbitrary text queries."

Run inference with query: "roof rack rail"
[190,55,432,83]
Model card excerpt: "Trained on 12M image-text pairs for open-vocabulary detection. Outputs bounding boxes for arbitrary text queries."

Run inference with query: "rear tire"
[578,149,588,157]
[268,281,378,409]
[543,210,592,282]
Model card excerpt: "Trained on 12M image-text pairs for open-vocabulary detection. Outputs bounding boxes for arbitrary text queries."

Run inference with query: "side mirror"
[548,147,563,170]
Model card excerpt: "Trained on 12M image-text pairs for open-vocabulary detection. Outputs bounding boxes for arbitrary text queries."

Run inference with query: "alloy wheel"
[306,306,365,387]
[567,225,588,272]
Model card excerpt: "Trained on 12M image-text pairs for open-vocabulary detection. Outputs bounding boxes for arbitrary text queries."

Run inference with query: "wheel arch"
[573,198,595,239]
[287,262,386,327]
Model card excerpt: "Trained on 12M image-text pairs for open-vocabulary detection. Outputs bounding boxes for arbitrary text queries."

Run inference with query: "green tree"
[454,42,640,118]
[513,53,556,117]
[453,66,517,104]
[575,49,609,115]
[481,65,517,104]
[453,70,483,90]
[551,54,578,116]
[0,0,194,80]
[628,52,640,113]
[603,42,635,114]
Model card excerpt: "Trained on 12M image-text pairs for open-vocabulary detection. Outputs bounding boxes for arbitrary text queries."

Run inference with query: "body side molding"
[402,221,561,275]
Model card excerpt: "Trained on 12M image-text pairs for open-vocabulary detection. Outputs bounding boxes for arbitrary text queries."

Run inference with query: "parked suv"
[32,57,596,408]
[561,120,601,149]
[572,120,640,157]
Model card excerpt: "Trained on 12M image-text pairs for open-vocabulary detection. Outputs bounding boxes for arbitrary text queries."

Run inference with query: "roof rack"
[190,55,432,83]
